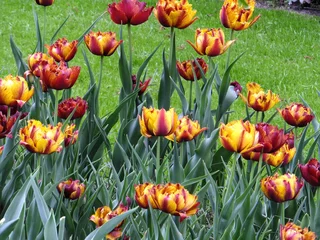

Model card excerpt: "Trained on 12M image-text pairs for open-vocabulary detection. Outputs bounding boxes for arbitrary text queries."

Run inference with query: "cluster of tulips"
[0,0,316,239]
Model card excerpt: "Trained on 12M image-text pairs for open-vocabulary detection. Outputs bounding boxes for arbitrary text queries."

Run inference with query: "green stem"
[42,6,47,52]
[169,27,175,71]
[95,56,104,116]
[188,81,193,113]
[156,138,161,184]
[279,202,285,225]
[225,29,234,71]
[54,90,59,125]
[127,24,132,77]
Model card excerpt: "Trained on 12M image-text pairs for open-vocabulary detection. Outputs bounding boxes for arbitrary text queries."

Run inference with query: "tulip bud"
[58,97,88,120]
[57,179,85,200]
[176,58,208,81]
[299,158,320,186]
[278,103,314,127]
[45,38,78,62]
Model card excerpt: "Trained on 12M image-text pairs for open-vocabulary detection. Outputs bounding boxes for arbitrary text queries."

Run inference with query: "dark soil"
[256,0,320,16]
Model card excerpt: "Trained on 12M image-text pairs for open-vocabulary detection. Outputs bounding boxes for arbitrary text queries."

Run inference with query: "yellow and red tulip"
[108,0,153,25]
[239,82,280,112]
[220,0,260,31]
[58,97,88,120]
[40,61,80,90]
[0,75,34,108]
[154,0,198,29]
[57,179,85,200]
[153,183,200,222]
[134,182,158,209]
[176,58,208,81]
[187,28,235,57]
[280,222,316,240]
[166,116,207,142]
[45,38,78,62]
[260,173,303,203]
[139,107,179,137]
[64,124,79,147]
[278,103,314,127]
[0,111,27,139]
[35,0,54,6]
[299,158,320,187]
[219,120,260,153]
[19,120,65,154]
[27,52,55,77]
[242,133,296,167]
[84,31,123,56]
[90,203,129,239]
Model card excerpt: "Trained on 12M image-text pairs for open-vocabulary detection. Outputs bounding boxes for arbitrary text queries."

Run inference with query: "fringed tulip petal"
[278,103,314,127]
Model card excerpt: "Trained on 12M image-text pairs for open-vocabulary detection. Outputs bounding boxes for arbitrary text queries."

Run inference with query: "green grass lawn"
[0,0,319,122]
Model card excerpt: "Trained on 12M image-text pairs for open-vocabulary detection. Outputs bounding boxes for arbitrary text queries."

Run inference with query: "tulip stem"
[54,90,59,125]
[95,56,104,116]
[127,24,132,77]
[156,138,161,183]
[279,202,285,225]
[225,29,234,71]
[188,81,193,113]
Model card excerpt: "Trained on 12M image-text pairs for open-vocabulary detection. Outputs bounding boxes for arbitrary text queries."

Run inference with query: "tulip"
[239,82,280,112]
[187,28,235,57]
[0,146,3,155]
[90,203,129,239]
[58,97,88,120]
[26,52,55,77]
[108,0,153,25]
[64,124,79,147]
[40,61,80,90]
[280,222,316,240]
[166,116,207,142]
[84,31,123,56]
[278,103,314,127]
[176,58,208,81]
[139,107,179,138]
[134,183,158,209]
[35,0,54,6]
[0,111,27,139]
[220,0,260,31]
[153,183,200,222]
[242,135,296,167]
[131,75,151,95]
[260,173,303,203]
[230,81,242,95]
[0,75,34,108]
[154,0,198,29]
[57,179,85,200]
[299,158,320,187]
[19,120,65,154]
[219,120,261,153]
[45,38,78,62]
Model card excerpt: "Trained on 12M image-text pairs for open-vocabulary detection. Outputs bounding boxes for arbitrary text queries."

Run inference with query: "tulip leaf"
[58,217,66,240]
[237,201,259,240]
[168,216,184,240]
[119,26,132,96]
[85,207,138,240]
[289,125,309,172]
[44,210,58,240]
[9,36,28,76]
[32,8,43,52]
[158,49,171,110]
[50,15,70,43]
[170,77,189,116]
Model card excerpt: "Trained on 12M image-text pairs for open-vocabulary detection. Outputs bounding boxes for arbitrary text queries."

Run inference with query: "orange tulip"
[57,179,85,200]
[187,28,235,57]
[219,120,260,153]
[40,61,80,90]
[176,58,208,81]
[58,97,88,120]
[45,38,78,62]
[139,107,179,137]
[19,120,65,154]
[0,75,34,108]
[260,173,303,203]
[84,31,123,56]
[35,0,54,6]
[154,0,198,29]
[27,52,55,77]
[278,103,314,127]
[280,222,316,240]
[166,116,207,142]
[220,0,260,31]
[239,82,280,112]
[108,0,153,25]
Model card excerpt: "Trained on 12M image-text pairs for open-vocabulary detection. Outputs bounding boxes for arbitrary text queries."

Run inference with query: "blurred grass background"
[0,0,319,123]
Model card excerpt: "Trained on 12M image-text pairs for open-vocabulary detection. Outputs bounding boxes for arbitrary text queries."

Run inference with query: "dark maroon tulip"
[299,159,320,186]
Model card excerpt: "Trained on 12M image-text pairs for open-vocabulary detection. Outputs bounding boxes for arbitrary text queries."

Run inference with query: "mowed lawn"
[0,0,319,122]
